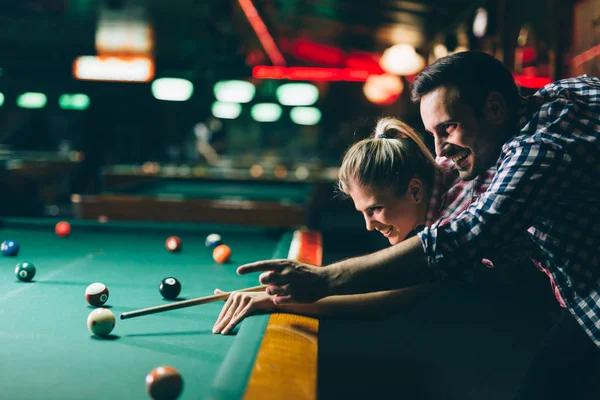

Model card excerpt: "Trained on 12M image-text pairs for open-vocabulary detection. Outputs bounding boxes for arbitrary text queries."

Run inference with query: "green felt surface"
[0,218,290,400]
[107,181,311,204]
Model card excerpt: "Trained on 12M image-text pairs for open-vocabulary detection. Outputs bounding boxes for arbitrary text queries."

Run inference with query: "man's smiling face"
[420,86,503,180]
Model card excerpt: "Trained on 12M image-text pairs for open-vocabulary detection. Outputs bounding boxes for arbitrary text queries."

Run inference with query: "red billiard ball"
[165,236,182,253]
[85,282,109,307]
[213,244,231,264]
[55,221,71,238]
[146,366,183,400]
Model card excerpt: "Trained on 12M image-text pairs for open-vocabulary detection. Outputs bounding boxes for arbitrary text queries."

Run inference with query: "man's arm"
[239,235,433,303]
[325,235,433,296]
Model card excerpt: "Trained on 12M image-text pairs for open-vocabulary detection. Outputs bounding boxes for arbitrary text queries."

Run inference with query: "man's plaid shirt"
[419,75,600,347]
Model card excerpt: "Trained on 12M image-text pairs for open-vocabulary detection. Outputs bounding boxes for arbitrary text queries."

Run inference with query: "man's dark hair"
[410,51,521,116]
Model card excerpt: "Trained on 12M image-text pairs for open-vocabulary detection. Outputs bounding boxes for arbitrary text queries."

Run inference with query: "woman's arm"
[212,280,444,334]
[278,280,444,319]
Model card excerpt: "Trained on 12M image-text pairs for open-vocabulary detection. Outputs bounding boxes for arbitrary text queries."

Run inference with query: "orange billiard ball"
[146,366,183,400]
[165,236,182,253]
[55,221,71,238]
[213,244,231,264]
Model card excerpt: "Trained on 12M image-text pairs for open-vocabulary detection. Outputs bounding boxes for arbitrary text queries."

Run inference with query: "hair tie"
[376,133,387,139]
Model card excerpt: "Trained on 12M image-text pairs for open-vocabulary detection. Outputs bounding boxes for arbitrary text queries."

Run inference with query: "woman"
[212,117,492,335]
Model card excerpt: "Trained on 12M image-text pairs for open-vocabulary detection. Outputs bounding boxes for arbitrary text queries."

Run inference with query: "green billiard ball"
[15,262,36,282]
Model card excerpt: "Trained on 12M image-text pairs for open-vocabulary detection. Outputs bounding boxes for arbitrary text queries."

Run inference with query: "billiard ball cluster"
[205,233,232,264]
[164,233,232,264]
[1,225,244,399]
[3,221,72,283]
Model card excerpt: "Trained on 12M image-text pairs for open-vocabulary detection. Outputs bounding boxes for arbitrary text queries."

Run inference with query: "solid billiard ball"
[15,262,36,282]
[85,282,109,307]
[205,233,222,249]
[146,366,184,400]
[55,221,71,238]
[213,244,231,264]
[165,236,182,253]
[87,308,116,337]
[1,240,20,257]
[159,277,181,300]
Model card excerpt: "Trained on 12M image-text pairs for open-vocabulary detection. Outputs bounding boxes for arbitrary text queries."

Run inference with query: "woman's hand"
[212,289,277,335]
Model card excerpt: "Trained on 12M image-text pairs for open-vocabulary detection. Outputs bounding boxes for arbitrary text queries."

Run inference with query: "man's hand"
[237,259,333,304]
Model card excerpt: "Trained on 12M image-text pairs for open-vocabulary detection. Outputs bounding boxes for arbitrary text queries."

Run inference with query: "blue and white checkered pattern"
[419,75,600,347]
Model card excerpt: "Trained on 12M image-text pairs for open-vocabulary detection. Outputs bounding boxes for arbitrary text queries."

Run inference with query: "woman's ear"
[408,178,424,203]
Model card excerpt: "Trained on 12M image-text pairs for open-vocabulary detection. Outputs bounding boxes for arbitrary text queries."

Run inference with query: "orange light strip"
[73,55,155,82]
[573,44,600,68]
[237,0,286,66]
[252,66,379,81]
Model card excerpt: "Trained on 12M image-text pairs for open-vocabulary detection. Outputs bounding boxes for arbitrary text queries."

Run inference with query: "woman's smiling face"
[348,180,426,245]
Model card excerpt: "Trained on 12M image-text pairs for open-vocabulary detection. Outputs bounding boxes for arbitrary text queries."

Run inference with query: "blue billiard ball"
[1,240,20,257]
[205,233,222,249]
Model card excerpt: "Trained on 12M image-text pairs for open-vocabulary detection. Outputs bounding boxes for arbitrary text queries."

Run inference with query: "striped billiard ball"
[85,282,110,307]
[205,233,222,249]
[165,236,182,253]
[146,366,183,400]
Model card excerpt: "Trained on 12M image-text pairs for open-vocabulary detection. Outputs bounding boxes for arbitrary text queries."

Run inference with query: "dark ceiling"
[0,0,485,82]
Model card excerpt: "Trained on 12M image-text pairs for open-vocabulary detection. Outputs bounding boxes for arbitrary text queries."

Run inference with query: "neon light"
[251,103,282,122]
[73,56,154,82]
[59,94,90,110]
[213,80,255,103]
[294,39,344,66]
[514,74,552,89]
[573,44,600,68]
[252,66,378,82]
[17,92,47,109]
[237,0,286,66]
[212,102,242,119]
[152,78,194,101]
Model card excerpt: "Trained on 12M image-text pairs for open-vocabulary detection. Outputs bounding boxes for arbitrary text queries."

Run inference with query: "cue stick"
[120,284,267,320]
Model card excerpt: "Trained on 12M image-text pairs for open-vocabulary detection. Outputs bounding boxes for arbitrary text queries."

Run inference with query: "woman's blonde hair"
[338,117,438,197]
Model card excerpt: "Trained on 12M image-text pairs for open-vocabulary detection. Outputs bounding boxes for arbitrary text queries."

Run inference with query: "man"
[238,51,600,398]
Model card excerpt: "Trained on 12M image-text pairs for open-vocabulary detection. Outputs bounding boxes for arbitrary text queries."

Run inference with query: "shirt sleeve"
[418,99,576,279]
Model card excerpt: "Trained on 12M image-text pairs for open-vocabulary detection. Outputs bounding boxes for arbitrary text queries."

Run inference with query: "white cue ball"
[87,308,116,337]
[85,282,109,307]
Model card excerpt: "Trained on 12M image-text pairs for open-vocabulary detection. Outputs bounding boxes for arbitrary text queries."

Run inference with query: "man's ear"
[484,91,508,124]
[408,178,424,203]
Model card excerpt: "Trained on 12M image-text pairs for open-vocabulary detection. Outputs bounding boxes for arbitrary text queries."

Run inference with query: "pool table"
[72,179,316,228]
[0,218,321,400]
